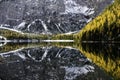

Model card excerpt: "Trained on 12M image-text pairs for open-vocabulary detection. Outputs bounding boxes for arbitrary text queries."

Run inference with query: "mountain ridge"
[0,0,113,34]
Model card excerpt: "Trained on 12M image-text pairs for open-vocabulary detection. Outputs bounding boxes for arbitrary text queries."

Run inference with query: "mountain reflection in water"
[0,42,119,80]
[77,43,120,80]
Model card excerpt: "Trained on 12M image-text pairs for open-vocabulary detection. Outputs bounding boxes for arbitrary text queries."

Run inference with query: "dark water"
[0,42,119,80]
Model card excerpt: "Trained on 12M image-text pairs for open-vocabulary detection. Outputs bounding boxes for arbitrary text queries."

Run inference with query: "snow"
[55,48,63,57]
[86,18,92,23]
[0,26,24,34]
[27,19,51,34]
[61,0,94,15]
[16,21,26,29]
[65,46,77,50]
[27,50,35,61]
[64,31,78,34]
[0,36,7,47]
[42,40,74,42]
[41,20,48,31]
[85,8,95,15]
[16,53,26,60]
[41,49,48,60]
[55,23,63,33]
[63,65,94,80]
[0,36,7,41]
[27,21,35,31]
[0,43,5,47]
[0,48,24,55]
[26,47,51,62]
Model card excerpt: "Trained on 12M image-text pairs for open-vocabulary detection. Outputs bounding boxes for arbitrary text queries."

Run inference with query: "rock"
[0,0,113,34]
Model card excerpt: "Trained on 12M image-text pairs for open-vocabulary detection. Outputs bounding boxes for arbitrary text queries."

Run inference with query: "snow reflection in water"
[0,36,7,47]
[0,46,112,80]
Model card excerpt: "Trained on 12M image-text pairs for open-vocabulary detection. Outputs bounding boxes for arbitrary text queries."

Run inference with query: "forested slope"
[0,28,48,40]
[75,0,120,42]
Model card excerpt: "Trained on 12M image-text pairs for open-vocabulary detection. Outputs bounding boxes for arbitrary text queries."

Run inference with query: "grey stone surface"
[0,0,113,34]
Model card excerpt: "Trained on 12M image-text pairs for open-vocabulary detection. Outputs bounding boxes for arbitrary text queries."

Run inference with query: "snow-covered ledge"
[42,40,74,42]
[0,36,7,47]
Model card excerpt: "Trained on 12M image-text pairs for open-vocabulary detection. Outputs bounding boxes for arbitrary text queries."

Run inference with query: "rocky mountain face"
[0,47,112,80]
[0,0,113,34]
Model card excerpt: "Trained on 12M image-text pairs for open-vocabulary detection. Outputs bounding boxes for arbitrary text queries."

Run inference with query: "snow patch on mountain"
[0,0,113,34]
[15,21,26,30]
[0,26,24,34]
[42,40,74,42]
[41,20,48,31]
[64,31,78,34]
[26,19,51,34]
[61,0,94,15]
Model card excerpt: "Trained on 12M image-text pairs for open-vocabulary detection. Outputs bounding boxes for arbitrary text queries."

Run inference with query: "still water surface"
[0,42,119,80]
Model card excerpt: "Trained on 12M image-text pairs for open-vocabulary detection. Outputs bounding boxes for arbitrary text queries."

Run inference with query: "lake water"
[0,42,119,80]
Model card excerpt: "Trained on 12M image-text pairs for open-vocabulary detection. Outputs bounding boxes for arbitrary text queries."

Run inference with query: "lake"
[0,42,119,80]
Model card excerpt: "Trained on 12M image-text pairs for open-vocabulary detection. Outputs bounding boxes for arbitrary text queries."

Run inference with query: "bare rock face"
[0,0,113,34]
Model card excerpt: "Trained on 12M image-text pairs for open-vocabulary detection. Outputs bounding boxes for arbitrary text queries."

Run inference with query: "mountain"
[0,0,113,34]
[51,0,119,42]
[0,27,48,40]
[76,0,120,41]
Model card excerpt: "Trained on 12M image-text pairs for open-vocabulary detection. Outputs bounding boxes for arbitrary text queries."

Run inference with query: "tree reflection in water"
[0,42,114,80]
[77,43,120,80]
